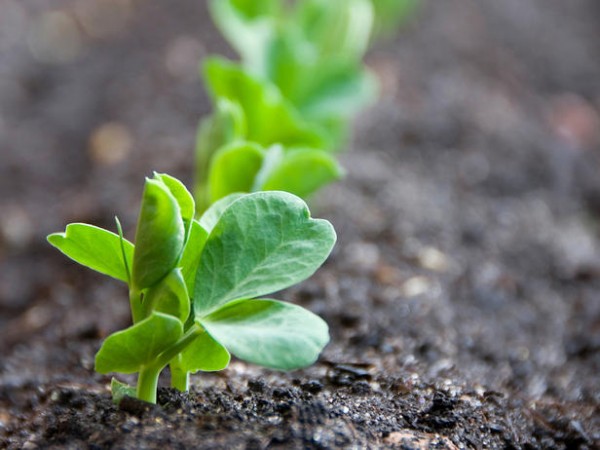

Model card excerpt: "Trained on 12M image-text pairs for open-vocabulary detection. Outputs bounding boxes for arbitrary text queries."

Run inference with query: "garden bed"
[1,0,599,448]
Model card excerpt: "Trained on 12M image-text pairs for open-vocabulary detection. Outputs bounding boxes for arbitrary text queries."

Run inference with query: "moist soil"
[1,0,600,448]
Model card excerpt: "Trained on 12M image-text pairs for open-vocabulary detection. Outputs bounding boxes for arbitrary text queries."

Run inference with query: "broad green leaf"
[179,221,209,295]
[47,223,134,283]
[261,148,343,198]
[200,298,329,370]
[194,191,336,315]
[203,58,327,149]
[143,268,190,322]
[198,193,245,234]
[155,173,195,240]
[177,328,230,373]
[110,378,136,404]
[208,142,265,203]
[95,312,183,374]
[132,177,185,290]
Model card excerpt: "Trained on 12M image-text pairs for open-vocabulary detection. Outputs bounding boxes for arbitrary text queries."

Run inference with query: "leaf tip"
[46,232,65,247]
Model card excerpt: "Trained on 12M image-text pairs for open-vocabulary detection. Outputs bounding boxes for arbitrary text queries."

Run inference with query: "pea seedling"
[209,0,377,145]
[48,173,335,403]
[194,58,344,213]
[194,0,379,214]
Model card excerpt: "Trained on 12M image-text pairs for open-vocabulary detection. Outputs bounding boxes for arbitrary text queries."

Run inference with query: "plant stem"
[170,360,190,392]
[155,325,204,369]
[136,365,162,404]
[129,288,144,323]
[135,325,203,401]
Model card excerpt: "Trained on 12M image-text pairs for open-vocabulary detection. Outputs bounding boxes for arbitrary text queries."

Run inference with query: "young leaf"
[176,329,231,373]
[198,193,245,234]
[179,220,209,295]
[203,58,327,149]
[194,191,336,315]
[195,99,246,214]
[251,144,284,192]
[297,64,377,125]
[95,312,183,374]
[110,378,136,405]
[208,0,280,73]
[132,177,185,290]
[200,298,329,370]
[143,268,190,322]
[294,0,373,61]
[208,142,265,203]
[260,148,343,198]
[47,223,134,283]
[154,173,195,240]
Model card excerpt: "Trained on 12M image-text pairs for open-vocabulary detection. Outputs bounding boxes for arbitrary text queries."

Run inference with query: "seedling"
[48,173,335,403]
[194,0,379,213]
[194,58,344,213]
[209,0,377,145]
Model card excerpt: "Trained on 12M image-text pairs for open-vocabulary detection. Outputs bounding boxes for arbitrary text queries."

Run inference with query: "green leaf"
[251,144,285,192]
[132,177,185,290]
[195,99,246,215]
[198,193,245,234]
[179,220,209,295]
[208,142,265,203]
[260,148,343,198]
[177,328,230,373]
[203,58,327,149]
[143,268,190,322]
[194,191,336,315]
[47,223,134,283]
[200,298,329,370]
[110,378,136,405]
[294,0,373,61]
[208,0,280,72]
[229,0,281,19]
[298,65,377,124]
[154,173,195,240]
[95,312,183,374]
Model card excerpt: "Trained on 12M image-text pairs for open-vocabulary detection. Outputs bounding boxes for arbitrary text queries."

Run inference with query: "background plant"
[48,173,335,404]
[194,0,384,213]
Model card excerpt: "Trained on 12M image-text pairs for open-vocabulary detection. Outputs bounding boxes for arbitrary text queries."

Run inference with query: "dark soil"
[1,0,599,448]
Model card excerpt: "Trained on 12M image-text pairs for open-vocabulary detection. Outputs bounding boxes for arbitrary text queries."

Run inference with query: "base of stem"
[136,366,161,404]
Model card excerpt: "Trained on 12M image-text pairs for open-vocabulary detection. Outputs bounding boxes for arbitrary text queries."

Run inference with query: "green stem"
[170,359,190,392]
[136,365,162,404]
[129,288,144,323]
[155,325,204,369]
[134,325,203,401]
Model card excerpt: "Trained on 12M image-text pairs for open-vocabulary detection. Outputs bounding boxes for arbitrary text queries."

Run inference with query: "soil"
[1,0,599,448]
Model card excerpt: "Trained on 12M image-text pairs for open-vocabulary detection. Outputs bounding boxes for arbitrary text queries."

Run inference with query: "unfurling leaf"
[132,176,185,290]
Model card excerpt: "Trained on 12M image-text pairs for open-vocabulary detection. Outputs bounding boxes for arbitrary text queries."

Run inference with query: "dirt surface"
[1,0,599,448]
